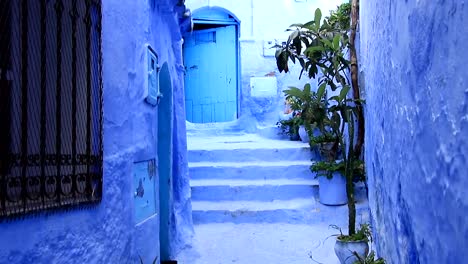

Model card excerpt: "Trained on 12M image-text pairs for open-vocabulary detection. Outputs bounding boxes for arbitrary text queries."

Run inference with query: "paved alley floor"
[177,223,341,264]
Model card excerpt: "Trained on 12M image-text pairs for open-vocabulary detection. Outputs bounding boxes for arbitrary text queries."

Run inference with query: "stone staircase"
[188,134,368,225]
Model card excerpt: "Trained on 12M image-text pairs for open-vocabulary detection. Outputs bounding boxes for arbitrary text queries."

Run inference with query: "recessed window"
[0,0,103,218]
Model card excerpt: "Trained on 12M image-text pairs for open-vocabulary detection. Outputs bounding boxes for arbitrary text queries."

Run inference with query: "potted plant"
[309,132,338,160]
[276,4,369,262]
[311,160,347,205]
[333,224,371,264]
[282,83,328,143]
[353,251,386,264]
[276,113,302,140]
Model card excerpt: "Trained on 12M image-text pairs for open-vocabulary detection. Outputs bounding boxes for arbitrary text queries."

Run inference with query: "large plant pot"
[334,239,369,264]
[298,125,309,143]
[318,172,347,205]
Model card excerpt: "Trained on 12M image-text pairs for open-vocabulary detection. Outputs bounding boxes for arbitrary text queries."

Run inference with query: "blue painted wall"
[360,0,468,263]
[0,0,192,263]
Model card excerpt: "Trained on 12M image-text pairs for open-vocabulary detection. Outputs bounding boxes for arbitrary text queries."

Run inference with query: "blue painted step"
[188,147,315,162]
[192,199,370,224]
[187,135,315,162]
[189,161,313,180]
[187,134,369,225]
[190,179,319,201]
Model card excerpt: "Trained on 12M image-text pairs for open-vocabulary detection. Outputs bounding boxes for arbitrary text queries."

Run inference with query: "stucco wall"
[360,0,468,263]
[0,0,192,263]
[185,0,345,127]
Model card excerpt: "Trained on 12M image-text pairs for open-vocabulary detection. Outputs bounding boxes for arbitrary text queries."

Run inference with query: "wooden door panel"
[184,25,237,123]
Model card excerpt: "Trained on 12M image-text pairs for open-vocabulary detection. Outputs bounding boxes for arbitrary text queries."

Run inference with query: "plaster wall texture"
[360,0,468,263]
[0,0,192,263]
[185,0,345,128]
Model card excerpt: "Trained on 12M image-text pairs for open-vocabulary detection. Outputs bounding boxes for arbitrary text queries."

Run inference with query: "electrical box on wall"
[145,45,162,106]
[133,159,157,223]
[250,76,278,97]
[263,39,278,57]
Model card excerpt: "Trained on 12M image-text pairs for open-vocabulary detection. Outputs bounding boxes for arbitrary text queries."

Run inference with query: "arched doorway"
[183,7,240,123]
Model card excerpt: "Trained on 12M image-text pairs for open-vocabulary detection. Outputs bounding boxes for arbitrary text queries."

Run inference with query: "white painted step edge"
[190,178,319,187]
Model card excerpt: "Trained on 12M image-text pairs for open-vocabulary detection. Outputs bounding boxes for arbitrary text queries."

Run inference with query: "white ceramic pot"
[334,239,369,264]
[318,172,347,205]
[298,125,309,143]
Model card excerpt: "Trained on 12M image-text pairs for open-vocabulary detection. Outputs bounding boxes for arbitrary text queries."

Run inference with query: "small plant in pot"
[311,156,364,206]
[332,224,371,264]
[282,82,328,143]
[353,251,386,264]
[311,160,347,205]
[309,132,339,161]
[276,112,302,141]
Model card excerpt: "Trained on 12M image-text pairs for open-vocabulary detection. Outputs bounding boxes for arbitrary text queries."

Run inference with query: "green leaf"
[290,54,296,63]
[317,83,326,100]
[333,34,341,50]
[321,38,333,48]
[283,87,303,98]
[301,37,310,48]
[314,8,322,29]
[303,20,316,29]
[293,37,302,55]
[287,30,300,46]
[290,23,304,27]
[329,95,340,102]
[303,83,311,96]
[275,49,282,58]
[339,86,350,101]
[299,57,305,68]
[276,51,289,73]
[305,46,325,53]
[331,112,341,132]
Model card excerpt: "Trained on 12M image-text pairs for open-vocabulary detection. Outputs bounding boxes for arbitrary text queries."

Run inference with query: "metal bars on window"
[0,0,103,219]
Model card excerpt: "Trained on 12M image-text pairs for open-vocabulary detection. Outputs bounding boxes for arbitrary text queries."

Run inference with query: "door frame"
[186,7,241,120]
[157,62,173,261]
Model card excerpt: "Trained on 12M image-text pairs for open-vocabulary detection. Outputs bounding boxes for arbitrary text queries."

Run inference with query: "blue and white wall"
[185,0,345,128]
[360,0,468,262]
[0,0,192,263]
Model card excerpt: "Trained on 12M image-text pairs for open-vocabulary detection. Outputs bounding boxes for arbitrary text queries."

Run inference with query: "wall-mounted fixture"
[145,45,163,106]
[250,77,278,97]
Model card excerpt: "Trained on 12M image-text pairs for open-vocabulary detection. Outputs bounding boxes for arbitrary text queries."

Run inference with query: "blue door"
[184,25,237,123]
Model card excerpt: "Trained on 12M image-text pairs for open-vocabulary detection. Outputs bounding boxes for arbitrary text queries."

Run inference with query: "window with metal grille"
[0,0,103,218]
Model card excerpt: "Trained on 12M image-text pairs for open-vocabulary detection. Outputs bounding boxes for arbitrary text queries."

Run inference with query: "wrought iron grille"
[0,0,103,218]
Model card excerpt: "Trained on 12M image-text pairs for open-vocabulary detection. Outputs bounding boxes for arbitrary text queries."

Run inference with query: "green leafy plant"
[331,224,371,242]
[276,4,364,237]
[327,3,351,31]
[311,159,364,180]
[282,82,328,134]
[276,2,364,157]
[309,132,337,145]
[277,114,303,139]
[353,251,386,264]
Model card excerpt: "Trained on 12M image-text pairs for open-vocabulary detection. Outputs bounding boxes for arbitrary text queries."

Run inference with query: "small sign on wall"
[133,159,157,223]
